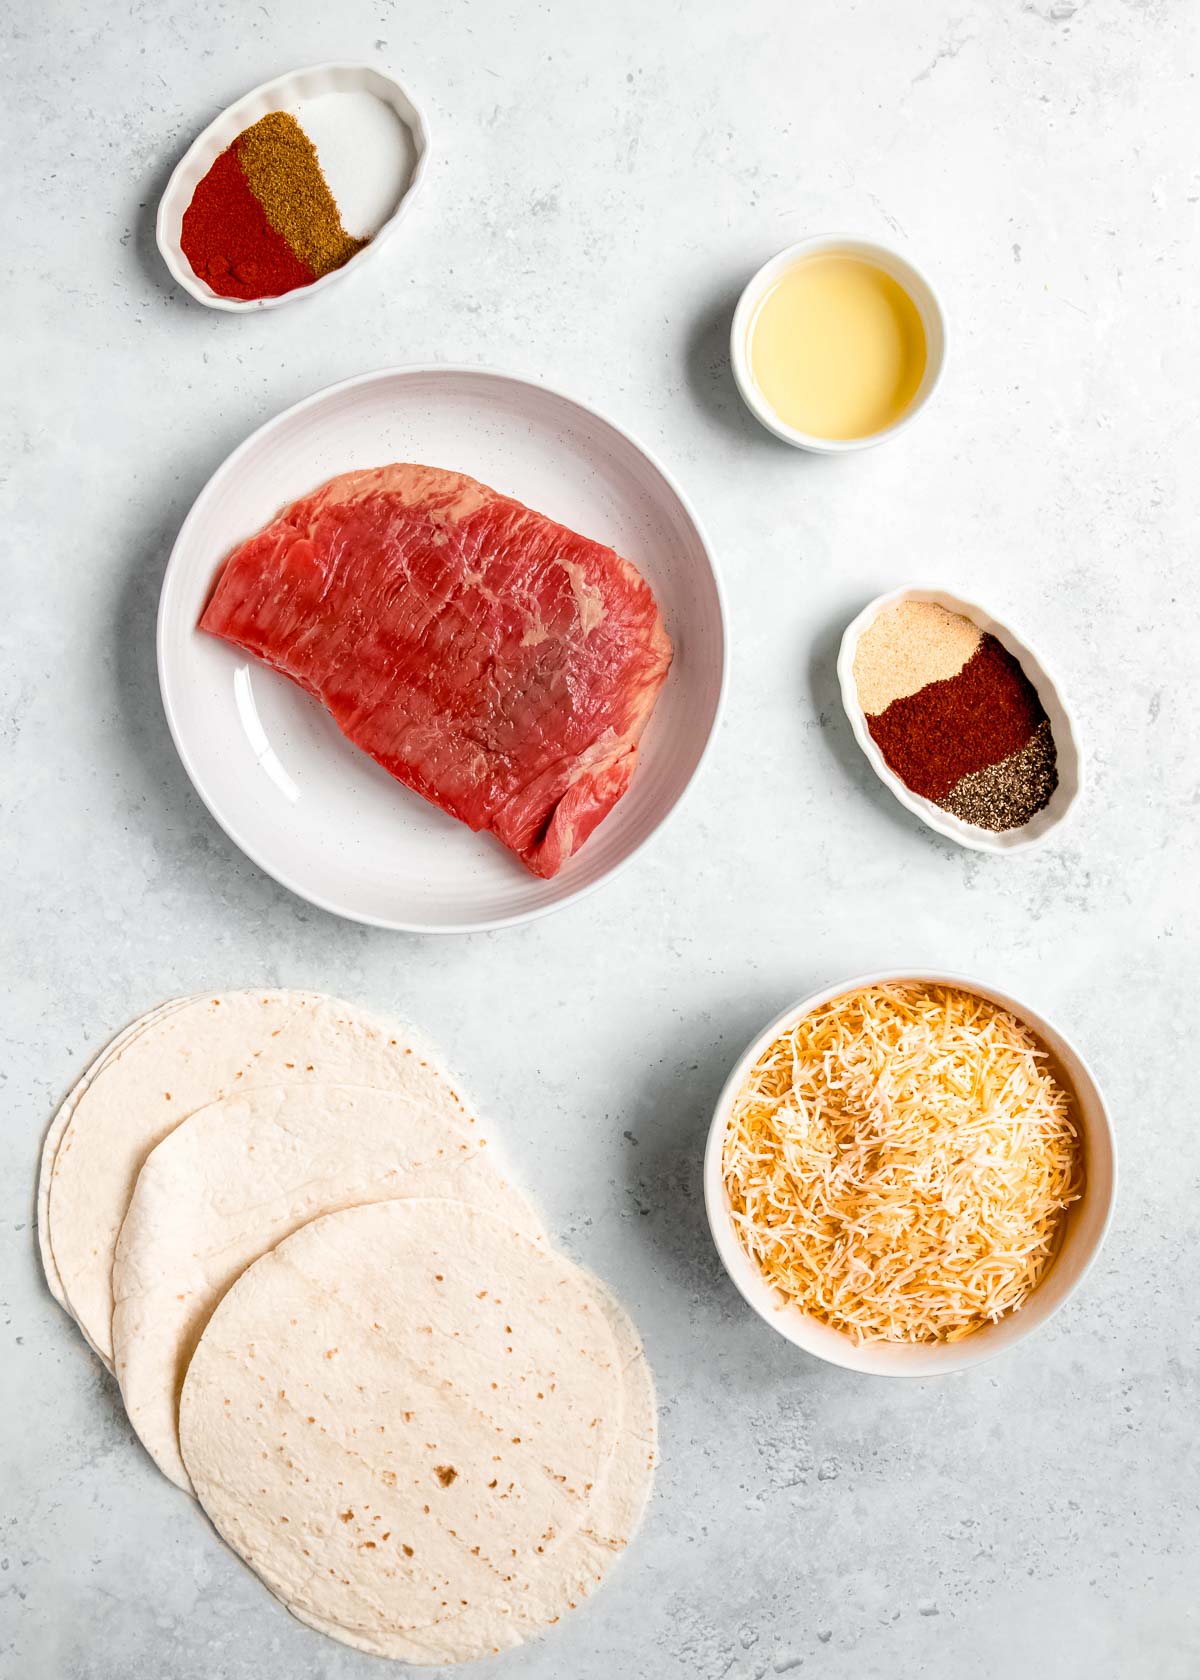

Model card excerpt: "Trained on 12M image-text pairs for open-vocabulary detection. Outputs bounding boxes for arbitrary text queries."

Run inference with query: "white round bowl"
[157,365,727,933]
[838,586,1084,853]
[703,970,1116,1376]
[156,63,429,312]
[730,235,947,452]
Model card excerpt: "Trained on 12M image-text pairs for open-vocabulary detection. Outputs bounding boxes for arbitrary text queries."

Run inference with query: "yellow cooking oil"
[748,254,927,439]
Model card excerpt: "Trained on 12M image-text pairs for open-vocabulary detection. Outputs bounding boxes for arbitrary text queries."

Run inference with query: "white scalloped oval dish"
[156,63,429,312]
[837,586,1083,853]
[157,366,727,933]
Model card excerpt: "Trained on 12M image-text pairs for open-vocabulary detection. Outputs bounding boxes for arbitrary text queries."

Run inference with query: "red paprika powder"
[180,145,315,300]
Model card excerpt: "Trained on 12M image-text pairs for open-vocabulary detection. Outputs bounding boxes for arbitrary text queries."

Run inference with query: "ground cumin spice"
[235,113,368,279]
[179,110,367,300]
[855,601,1058,833]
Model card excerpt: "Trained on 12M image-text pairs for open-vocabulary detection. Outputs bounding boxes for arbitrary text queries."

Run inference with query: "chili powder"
[866,633,1047,802]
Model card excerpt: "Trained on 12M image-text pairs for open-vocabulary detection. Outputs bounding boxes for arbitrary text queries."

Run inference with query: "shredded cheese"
[723,983,1084,1344]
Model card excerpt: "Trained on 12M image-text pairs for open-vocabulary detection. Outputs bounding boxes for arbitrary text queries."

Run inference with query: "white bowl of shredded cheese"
[703,972,1116,1375]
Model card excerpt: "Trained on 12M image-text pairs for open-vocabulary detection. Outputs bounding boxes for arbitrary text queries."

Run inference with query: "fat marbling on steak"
[199,464,673,878]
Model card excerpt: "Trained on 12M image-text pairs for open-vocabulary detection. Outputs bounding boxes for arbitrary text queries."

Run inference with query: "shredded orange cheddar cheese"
[723,983,1084,1344]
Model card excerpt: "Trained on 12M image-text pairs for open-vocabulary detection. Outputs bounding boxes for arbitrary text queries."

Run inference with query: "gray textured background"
[3,1,1198,1675]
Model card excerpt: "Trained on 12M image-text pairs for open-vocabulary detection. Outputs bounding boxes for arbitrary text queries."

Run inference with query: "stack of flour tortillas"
[38,991,656,1664]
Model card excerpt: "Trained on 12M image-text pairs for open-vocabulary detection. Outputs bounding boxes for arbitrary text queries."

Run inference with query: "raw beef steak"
[199,464,673,877]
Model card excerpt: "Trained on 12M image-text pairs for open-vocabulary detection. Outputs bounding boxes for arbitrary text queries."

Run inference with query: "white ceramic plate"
[158,367,727,932]
[704,970,1117,1376]
[837,586,1083,852]
[156,64,429,312]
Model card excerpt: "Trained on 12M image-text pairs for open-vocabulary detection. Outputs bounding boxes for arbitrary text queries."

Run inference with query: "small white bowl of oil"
[730,235,947,452]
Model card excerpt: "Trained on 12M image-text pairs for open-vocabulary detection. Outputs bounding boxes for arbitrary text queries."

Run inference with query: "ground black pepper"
[941,719,1059,831]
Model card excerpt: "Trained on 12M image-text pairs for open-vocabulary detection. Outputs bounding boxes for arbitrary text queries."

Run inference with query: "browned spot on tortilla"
[434,1465,457,1488]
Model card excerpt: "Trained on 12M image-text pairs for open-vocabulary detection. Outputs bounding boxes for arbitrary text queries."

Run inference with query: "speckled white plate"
[837,586,1083,852]
[157,366,727,932]
[156,63,429,312]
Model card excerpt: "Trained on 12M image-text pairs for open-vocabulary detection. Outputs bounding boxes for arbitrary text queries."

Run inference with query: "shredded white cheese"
[723,983,1084,1344]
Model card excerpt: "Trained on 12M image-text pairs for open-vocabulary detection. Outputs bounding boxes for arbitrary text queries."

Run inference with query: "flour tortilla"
[113,1084,546,1493]
[37,994,200,1354]
[179,1201,624,1650]
[293,1272,657,1663]
[48,991,477,1364]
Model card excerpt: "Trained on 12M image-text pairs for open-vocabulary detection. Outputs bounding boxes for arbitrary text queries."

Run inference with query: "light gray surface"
[3,1,1198,1676]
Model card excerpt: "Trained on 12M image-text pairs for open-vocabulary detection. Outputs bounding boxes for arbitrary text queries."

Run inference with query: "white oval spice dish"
[156,63,429,313]
[837,585,1083,853]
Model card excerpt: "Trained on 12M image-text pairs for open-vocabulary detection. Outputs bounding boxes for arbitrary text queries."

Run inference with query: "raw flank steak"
[200,465,673,878]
